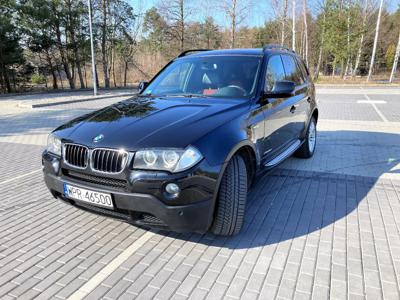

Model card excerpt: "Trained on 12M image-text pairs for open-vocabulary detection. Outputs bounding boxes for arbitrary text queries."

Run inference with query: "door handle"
[290,105,296,113]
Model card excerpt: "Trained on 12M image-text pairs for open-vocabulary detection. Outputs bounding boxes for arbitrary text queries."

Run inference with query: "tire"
[295,117,317,158]
[211,155,248,236]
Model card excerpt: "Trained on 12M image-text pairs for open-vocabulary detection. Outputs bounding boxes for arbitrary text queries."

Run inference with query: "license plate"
[63,183,114,209]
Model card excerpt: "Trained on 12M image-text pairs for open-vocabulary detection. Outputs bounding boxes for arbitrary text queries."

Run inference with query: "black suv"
[43,45,318,236]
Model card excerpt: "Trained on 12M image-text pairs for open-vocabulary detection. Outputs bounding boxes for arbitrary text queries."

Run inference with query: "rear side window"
[264,55,285,92]
[281,55,304,85]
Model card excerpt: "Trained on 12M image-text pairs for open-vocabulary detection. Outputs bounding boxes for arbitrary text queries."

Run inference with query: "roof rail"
[177,49,211,58]
[263,44,295,53]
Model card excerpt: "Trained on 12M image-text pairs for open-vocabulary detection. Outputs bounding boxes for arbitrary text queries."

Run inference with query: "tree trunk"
[46,52,58,89]
[353,34,365,76]
[1,67,11,93]
[11,69,16,91]
[390,31,400,83]
[53,11,75,90]
[344,4,351,79]
[179,0,184,51]
[231,0,237,48]
[75,54,85,88]
[84,63,88,87]
[124,61,128,87]
[112,48,117,87]
[101,0,110,88]
[95,64,100,88]
[367,0,383,82]
[292,0,296,51]
[65,0,84,89]
[353,0,368,76]
[340,59,345,77]
[0,70,4,93]
[56,32,74,88]
[71,37,85,88]
[56,65,64,89]
[281,0,288,46]
[314,11,325,80]
[302,0,308,66]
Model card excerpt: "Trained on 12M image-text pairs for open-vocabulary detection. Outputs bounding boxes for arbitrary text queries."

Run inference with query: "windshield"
[143,55,262,99]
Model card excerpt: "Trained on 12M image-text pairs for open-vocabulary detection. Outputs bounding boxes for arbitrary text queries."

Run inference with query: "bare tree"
[101,0,110,88]
[292,0,296,51]
[367,0,383,82]
[270,0,288,46]
[221,0,249,48]
[159,0,190,52]
[343,0,352,78]
[282,0,288,46]
[390,31,400,83]
[314,14,325,79]
[353,0,368,76]
[302,0,308,66]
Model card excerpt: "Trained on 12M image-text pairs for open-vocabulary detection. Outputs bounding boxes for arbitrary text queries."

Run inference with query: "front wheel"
[211,155,248,236]
[295,117,317,158]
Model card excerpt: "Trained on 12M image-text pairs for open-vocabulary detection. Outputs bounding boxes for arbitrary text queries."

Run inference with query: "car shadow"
[155,130,400,249]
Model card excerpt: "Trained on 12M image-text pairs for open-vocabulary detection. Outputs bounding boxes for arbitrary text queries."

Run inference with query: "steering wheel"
[226,85,247,96]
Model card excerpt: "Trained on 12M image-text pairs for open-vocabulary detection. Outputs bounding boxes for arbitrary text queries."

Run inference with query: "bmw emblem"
[93,134,104,143]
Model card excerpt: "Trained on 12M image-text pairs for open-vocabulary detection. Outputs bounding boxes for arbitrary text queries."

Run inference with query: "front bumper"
[42,151,223,233]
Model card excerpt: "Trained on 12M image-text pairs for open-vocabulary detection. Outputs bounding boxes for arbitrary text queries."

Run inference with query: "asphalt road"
[0,87,399,300]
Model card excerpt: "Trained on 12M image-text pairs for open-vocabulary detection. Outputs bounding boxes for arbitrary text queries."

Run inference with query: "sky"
[129,0,399,29]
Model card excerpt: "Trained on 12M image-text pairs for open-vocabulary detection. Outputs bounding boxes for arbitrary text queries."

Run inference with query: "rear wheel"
[211,155,247,236]
[295,117,317,158]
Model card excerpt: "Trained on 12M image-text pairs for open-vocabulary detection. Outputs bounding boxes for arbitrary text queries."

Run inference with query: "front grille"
[64,144,88,168]
[62,169,127,190]
[91,149,128,173]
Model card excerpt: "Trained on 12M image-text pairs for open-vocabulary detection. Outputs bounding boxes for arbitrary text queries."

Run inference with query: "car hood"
[54,96,249,150]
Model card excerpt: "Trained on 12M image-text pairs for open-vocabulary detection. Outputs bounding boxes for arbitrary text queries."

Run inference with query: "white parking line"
[0,169,42,185]
[67,231,156,300]
[357,100,387,104]
[363,94,388,123]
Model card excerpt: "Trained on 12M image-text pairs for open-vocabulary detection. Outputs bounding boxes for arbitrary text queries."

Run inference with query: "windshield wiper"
[137,93,155,97]
[163,94,208,98]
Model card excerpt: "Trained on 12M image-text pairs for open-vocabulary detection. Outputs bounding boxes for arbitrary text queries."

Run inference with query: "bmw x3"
[42,45,318,236]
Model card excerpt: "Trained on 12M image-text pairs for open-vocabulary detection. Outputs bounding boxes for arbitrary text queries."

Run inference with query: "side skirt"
[263,139,302,169]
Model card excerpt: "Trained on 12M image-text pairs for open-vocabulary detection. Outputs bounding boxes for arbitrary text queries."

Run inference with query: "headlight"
[47,134,62,156]
[133,146,202,173]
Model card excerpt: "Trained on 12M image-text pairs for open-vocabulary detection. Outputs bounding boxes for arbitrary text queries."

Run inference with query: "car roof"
[185,48,264,57]
[179,48,300,59]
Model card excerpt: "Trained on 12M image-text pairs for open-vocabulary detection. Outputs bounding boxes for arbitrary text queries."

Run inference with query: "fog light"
[52,160,60,173]
[165,183,180,197]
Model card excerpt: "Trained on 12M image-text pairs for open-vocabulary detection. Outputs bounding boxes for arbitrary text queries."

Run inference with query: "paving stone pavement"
[0,88,399,299]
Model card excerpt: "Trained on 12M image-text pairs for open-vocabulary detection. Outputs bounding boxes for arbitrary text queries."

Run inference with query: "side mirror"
[264,80,295,99]
[138,81,149,94]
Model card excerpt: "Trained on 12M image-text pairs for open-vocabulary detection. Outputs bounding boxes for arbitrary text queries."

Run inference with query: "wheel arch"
[207,140,258,227]
[224,141,258,187]
[207,140,257,232]
[311,108,319,123]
